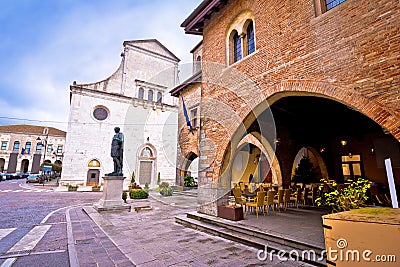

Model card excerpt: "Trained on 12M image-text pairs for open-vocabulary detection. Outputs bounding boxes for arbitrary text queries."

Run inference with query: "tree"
[131,171,135,184]
[292,155,318,185]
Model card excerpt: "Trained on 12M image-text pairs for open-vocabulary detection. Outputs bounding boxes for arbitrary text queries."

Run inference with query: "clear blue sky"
[0,0,202,130]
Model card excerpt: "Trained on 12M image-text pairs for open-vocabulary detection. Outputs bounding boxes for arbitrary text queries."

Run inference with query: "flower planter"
[322,207,400,267]
[68,187,78,191]
[218,205,244,221]
[92,187,101,192]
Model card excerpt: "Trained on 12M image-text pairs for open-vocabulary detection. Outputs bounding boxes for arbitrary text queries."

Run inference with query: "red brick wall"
[176,83,202,184]
[199,0,400,182]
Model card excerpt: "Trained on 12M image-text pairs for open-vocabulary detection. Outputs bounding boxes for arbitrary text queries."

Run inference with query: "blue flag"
[181,94,193,134]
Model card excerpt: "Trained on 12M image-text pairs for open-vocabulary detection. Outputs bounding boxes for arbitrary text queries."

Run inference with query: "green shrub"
[144,182,149,190]
[129,189,148,199]
[158,182,173,196]
[159,182,170,188]
[122,191,127,203]
[160,186,173,196]
[315,177,371,213]
[68,184,78,190]
[184,175,195,187]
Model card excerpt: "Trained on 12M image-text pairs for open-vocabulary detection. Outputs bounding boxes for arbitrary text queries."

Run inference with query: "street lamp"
[36,133,49,174]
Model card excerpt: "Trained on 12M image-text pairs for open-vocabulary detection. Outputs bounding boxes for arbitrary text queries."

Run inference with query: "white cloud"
[0,0,202,131]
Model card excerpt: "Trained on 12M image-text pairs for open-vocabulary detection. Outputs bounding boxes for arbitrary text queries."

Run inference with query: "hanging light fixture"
[340,140,347,147]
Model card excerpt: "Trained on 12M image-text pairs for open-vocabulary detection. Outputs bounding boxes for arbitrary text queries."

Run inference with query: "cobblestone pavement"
[80,193,315,267]
[69,207,134,267]
[0,180,316,266]
[0,179,101,267]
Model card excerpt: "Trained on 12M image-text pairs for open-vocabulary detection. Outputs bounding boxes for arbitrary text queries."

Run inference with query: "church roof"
[0,124,66,137]
[123,39,180,62]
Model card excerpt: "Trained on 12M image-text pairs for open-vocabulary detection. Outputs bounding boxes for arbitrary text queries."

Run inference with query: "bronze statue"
[106,127,124,176]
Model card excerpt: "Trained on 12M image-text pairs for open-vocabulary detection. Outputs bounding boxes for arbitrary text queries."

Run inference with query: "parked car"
[19,172,29,179]
[4,173,14,180]
[11,173,22,179]
[26,174,43,183]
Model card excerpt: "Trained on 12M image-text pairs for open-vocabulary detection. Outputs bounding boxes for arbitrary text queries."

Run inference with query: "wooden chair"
[232,187,246,207]
[290,188,303,208]
[264,190,275,215]
[307,186,318,206]
[283,188,292,211]
[273,189,284,212]
[302,187,310,206]
[245,191,266,218]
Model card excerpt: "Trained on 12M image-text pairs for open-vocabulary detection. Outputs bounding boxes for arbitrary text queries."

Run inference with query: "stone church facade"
[179,0,400,215]
[59,39,180,191]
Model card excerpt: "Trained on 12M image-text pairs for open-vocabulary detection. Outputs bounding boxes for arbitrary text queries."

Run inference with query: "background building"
[170,41,202,186]
[60,39,180,190]
[180,0,400,215]
[0,124,66,174]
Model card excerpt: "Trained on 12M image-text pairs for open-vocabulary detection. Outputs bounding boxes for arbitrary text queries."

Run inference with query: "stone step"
[172,190,198,197]
[175,212,326,266]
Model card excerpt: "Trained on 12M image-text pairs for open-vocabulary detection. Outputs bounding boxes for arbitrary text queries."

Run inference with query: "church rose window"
[93,106,109,121]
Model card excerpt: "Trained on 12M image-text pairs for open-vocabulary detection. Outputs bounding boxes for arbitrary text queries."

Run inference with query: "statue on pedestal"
[106,127,124,176]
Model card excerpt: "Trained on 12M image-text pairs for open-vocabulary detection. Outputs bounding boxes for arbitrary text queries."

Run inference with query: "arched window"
[157,92,162,103]
[36,142,42,153]
[13,141,20,151]
[246,21,255,55]
[138,87,144,99]
[88,159,101,168]
[233,32,242,62]
[148,90,154,102]
[25,142,31,153]
[141,147,153,157]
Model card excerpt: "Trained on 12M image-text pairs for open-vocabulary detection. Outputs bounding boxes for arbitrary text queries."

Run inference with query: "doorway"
[0,158,5,172]
[139,161,152,185]
[20,159,29,173]
[87,169,100,186]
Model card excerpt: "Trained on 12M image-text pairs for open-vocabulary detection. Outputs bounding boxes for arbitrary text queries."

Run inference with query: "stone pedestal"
[94,176,130,212]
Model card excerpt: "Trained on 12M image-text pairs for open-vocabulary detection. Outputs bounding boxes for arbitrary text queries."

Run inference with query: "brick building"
[0,124,66,174]
[170,41,202,186]
[177,0,400,215]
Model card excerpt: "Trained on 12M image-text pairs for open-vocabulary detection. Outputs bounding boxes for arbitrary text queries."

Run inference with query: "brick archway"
[262,81,400,139]
[204,80,400,184]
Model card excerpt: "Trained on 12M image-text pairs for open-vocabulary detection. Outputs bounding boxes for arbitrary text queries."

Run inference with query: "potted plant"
[157,182,173,196]
[183,175,197,189]
[129,189,148,199]
[68,184,79,191]
[122,191,128,203]
[315,178,400,266]
[92,185,101,192]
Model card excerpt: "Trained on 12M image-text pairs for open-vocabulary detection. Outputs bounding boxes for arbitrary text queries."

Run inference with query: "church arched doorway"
[87,159,101,186]
[138,146,156,185]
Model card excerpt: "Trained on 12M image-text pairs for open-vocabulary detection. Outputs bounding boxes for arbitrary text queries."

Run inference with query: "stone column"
[94,176,130,212]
